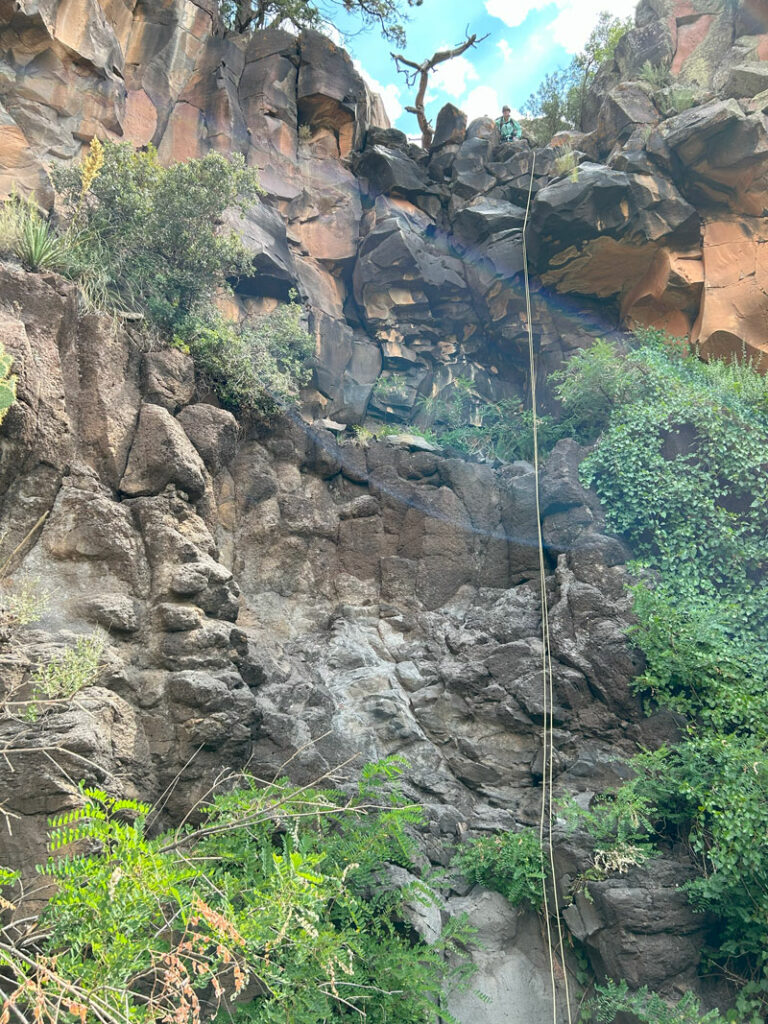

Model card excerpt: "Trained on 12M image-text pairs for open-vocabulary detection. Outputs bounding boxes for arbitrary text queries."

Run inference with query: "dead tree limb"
[391,32,488,149]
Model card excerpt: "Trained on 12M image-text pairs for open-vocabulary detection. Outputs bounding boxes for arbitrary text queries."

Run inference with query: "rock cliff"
[1,0,767,1020]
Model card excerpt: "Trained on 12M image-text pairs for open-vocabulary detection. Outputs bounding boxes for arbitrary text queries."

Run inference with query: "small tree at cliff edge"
[217,0,422,45]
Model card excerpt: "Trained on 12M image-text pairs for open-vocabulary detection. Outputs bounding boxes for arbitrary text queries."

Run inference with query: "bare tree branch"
[391,31,488,148]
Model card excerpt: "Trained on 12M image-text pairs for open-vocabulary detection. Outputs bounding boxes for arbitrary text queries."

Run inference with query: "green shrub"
[557,333,768,1015]
[0,195,78,273]
[0,341,17,425]
[52,143,261,331]
[640,60,671,89]
[550,337,649,442]
[175,300,313,416]
[0,576,49,629]
[22,635,104,721]
[51,142,312,416]
[16,207,73,273]
[580,980,726,1023]
[0,759,474,1024]
[664,85,697,114]
[452,828,544,909]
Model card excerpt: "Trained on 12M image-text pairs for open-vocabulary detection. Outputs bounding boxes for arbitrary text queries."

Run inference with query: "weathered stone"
[594,83,660,159]
[177,405,239,475]
[120,405,207,501]
[353,145,430,199]
[141,350,196,413]
[80,595,141,633]
[720,61,768,98]
[430,103,467,150]
[383,433,440,453]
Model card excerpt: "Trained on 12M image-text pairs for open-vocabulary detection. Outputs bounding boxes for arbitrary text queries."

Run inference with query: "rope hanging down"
[521,153,574,1024]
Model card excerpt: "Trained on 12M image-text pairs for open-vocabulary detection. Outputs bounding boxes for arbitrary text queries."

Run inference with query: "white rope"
[521,151,574,1024]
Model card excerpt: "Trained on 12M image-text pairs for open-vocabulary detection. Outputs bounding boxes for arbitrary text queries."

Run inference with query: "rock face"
[5,0,768,402]
[0,265,693,1021]
[1,0,767,1019]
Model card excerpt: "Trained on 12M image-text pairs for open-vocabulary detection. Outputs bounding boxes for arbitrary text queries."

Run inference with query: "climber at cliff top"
[496,105,521,141]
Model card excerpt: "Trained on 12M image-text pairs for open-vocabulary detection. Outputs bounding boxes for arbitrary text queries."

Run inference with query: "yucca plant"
[15,204,75,273]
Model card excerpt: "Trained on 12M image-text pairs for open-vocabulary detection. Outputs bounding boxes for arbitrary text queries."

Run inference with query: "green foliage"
[52,143,261,331]
[373,370,412,406]
[452,828,544,909]
[1,760,473,1024]
[51,142,312,416]
[523,69,576,144]
[0,341,17,425]
[414,376,563,462]
[523,13,632,139]
[580,980,727,1023]
[175,299,313,416]
[662,85,697,114]
[217,0,422,46]
[640,60,672,90]
[0,195,79,273]
[22,635,104,721]
[551,337,647,441]
[556,332,768,1016]
[30,635,104,700]
[0,576,49,628]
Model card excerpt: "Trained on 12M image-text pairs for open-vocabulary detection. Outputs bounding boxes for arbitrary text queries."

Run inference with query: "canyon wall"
[2,0,767,1018]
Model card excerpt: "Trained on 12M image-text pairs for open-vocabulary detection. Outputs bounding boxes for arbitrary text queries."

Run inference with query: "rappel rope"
[521,152,574,1024]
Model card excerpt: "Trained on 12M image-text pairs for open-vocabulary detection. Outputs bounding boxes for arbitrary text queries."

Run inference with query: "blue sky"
[330,0,638,133]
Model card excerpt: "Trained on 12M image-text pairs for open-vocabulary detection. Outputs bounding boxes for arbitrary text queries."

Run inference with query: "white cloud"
[353,59,404,123]
[461,85,501,124]
[486,0,637,52]
[549,0,637,53]
[485,0,551,29]
[430,54,479,99]
[497,39,513,61]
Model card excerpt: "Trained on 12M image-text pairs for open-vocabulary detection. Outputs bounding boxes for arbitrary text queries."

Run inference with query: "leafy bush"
[550,337,650,442]
[557,333,768,1016]
[0,576,49,629]
[452,828,544,909]
[51,141,312,416]
[175,300,313,415]
[0,759,473,1024]
[52,143,261,331]
[30,635,104,701]
[580,980,726,1023]
[414,376,563,462]
[21,635,105,721]
[640,61,671,90]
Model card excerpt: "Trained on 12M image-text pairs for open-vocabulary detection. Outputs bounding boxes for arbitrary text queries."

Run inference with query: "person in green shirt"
[496,105,521,142]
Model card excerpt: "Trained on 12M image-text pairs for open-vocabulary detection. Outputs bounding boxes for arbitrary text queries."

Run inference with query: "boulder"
[353,144,430,200]
[594,83,659,159]
[451,135,495,198]
[446,891,570,1024]
[353,197,471,342]
[141,349,196,412]
[719,61,768,98]
[654,98,768,214]
[452,197,527,245]
[120,404,207,501]
[177,404,239,475]
[530,163,700,328]
[430,103,467,150]
[312,313,381,424]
